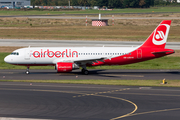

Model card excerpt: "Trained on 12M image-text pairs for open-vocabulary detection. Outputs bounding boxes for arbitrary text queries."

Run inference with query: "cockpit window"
[11,52,19,55]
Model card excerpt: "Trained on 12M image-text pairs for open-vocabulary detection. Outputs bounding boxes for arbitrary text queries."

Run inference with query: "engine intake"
[56,62,79,73]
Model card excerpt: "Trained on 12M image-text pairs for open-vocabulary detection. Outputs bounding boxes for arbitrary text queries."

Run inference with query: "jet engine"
[56,62,79,73]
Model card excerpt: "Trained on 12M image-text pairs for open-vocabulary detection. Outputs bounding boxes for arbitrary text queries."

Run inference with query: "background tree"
[96,0,108,7]
[78,0,86,6]
[123,0,138,8]
[30,0,178,8]
[88,0,97,6]
[54,0,58,6]
[71,0,79,6]
[139,0,146,7]
[154,0,166,6]
[108,0,123,8]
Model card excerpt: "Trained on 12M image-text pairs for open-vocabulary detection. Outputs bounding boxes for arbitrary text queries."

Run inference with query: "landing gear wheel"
[82,68,89,75]
[26,66,30,75]
[84,70,89,75]
[26,71,29,75]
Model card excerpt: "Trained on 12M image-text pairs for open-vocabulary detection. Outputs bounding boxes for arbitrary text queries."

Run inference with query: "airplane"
[4,20,174,75]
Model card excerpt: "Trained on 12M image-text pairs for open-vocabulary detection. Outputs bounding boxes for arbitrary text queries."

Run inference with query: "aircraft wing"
[53,57,110,65]
[73,57,107,64]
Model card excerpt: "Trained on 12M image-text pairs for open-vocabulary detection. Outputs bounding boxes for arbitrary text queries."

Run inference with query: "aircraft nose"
[4,55,11,63]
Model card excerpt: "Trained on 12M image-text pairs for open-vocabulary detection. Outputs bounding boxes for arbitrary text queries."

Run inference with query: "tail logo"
[155,31,165,40]
[153,24,170,45]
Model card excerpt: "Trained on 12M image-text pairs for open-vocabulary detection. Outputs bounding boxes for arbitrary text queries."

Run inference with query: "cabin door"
[24,49,30,60]
[137,49,142,59]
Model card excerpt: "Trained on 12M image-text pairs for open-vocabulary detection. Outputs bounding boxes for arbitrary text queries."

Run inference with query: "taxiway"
[0,82,180,120]
[0,69,180,80]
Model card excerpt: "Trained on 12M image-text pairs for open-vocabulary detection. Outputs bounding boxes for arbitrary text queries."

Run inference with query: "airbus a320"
[4,20,174,75]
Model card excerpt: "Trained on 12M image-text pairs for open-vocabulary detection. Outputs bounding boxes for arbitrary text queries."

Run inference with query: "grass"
[1,79,180,87]
[0,7,180,15]
[0,18,180,42]
[1,52,180,69]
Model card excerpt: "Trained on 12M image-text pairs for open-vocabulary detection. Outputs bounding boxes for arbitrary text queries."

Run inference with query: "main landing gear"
[26,66,30,75]
[81,66,89,75]
[82,68,89,75]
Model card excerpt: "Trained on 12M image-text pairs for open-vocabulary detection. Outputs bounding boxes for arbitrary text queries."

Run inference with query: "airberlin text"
[33,49,78,58]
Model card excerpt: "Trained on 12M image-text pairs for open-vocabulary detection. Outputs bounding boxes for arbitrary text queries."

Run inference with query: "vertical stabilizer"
[140,20,171,48]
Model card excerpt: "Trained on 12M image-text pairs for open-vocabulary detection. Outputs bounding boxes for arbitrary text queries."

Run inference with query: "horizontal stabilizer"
[152,50,174,54]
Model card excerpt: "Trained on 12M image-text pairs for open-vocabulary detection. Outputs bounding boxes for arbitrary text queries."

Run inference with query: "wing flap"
[53,57,107,65]
[74,57,106,63]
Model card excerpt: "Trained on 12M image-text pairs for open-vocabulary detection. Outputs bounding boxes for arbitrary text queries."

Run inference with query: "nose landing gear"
[26,66,30,75]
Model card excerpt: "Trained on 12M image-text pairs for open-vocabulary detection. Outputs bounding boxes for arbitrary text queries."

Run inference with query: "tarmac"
[0,82,180,120]
[0,69,180,80]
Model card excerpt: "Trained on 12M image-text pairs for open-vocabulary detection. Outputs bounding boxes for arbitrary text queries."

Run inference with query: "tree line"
[31,0,178,8]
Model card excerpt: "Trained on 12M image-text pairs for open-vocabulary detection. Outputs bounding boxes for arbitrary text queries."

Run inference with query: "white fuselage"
[4,46,138,66]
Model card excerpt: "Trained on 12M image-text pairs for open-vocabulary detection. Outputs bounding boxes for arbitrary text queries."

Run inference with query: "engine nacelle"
[56,62,79,73]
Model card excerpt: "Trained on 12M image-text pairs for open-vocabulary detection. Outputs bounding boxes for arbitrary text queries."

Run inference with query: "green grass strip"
[0,7,180,15]
[1,80,180,87]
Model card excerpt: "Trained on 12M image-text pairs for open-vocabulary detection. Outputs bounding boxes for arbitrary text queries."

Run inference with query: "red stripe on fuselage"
[89,47,174,66]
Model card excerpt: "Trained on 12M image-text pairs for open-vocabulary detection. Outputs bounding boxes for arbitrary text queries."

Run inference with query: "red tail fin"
[140,20,171,48]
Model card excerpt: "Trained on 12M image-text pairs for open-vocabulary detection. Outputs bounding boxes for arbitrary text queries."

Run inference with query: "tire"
[84,70,89,75]
[26,71,29,75]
